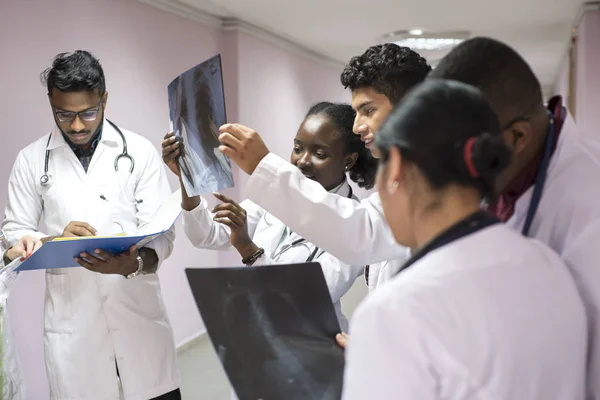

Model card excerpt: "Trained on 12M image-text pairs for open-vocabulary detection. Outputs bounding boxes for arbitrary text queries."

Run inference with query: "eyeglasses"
[53,99,103,123]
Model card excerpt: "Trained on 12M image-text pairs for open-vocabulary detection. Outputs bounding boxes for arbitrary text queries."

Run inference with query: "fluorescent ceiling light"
[394,37,464,51]
[380,30,470,51]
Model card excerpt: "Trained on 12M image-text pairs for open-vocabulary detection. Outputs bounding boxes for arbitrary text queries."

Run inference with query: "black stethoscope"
[520,110,556,237]
[278,186,354,263]
[40,119,134,186]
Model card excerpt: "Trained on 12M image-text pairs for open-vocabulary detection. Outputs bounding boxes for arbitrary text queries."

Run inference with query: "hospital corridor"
[0,0,598,399]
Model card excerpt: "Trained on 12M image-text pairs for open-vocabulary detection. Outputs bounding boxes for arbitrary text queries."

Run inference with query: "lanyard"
[273,186,353,262]
[394,211,500,276]
[521,110,556,237]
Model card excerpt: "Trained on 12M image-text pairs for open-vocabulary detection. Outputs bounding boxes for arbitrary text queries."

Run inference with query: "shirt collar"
[64,129,102,157]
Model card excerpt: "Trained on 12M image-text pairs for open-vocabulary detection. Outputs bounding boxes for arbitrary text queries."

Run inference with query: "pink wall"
[231,32,370,197]
[0,0,353,397]
[574,10,600,136]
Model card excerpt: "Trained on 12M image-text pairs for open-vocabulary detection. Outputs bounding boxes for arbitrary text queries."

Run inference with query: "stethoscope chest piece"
[40,173,53,187]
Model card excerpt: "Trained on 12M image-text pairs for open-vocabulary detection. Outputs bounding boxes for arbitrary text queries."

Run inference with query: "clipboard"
[16,189,182,272]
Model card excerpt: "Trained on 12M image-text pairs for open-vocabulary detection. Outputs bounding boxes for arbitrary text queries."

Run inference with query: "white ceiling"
[150,0,585,94]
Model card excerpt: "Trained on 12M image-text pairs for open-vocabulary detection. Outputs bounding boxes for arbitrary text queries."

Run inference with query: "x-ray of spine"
[168,55,234,196]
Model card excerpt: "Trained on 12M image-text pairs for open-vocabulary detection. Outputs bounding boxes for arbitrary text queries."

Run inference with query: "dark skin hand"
[162,132,258,259]
[75,246,158,276]
[162,132,200,211]
[211,192,259,259]
[42,221,98,244]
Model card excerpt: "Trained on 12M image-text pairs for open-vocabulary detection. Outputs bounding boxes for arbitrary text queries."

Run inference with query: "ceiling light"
[379,30,470,51]
[394,37,463,51]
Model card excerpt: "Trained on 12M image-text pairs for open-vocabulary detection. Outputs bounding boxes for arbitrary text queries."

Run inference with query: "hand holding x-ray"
[167,55,235,196]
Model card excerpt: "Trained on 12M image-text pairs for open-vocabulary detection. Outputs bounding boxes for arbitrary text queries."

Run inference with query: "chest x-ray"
[168,55,234,196]
[186,263,345,400]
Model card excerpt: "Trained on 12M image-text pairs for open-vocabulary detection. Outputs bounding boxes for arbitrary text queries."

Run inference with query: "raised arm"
[245,153,404,265]
[217,124,406,266]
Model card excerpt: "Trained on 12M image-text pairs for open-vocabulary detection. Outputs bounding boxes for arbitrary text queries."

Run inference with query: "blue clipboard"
[15,213,180,272]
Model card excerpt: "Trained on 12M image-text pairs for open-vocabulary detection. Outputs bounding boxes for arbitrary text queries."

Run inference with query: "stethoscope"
[272,186,354,263]
[40,119,134,186]
[521,110,556,237]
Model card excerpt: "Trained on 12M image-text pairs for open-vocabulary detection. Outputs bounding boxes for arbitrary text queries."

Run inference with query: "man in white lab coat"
[1,51,180,399]
[429,36,600,400]
[221,37,600,398]
[219,44,431,292]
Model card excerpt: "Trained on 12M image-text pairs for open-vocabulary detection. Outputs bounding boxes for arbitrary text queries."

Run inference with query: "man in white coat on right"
[219,37,600,399]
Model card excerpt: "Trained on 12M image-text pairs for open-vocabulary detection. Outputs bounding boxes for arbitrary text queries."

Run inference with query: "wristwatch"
[125,255,144,279]
[242,247,265,266]
[2,248,12,265]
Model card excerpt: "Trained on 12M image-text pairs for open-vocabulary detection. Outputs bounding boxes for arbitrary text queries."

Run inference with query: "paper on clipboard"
[15,189,182,272]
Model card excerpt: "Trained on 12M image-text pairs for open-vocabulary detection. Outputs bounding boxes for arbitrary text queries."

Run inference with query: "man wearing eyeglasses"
[1,51,180,399]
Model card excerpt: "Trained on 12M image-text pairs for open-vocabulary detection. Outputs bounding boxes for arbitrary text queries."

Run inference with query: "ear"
[344,152,358,172]
[102,91,108,111]
[504,120,533,154]
[384,147,402,194]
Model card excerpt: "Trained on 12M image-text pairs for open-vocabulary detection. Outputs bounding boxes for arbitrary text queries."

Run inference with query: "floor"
[177,279,368,400]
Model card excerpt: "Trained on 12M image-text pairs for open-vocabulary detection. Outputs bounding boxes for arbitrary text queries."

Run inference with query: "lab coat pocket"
[123,274,167,320]
[44,270,73,332]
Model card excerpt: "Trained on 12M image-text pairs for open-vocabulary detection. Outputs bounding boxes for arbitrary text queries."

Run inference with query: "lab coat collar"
[329,179,352,198]
[47,119,120,150]
[512,111,578,220]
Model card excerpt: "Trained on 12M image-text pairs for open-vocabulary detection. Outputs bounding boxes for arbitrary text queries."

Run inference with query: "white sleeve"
[342,297,438,400]
[2,151,46,245]
[135,146,175,266]
[245,153,406,265]
[182,198,265,250]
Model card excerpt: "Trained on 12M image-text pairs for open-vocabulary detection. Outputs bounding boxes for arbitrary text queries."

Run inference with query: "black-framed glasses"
[52,99,103,123]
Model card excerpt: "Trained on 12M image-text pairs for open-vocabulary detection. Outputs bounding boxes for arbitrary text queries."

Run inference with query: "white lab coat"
[343,223,587,400]
[246,153,403,266]
[182,180,364,332]
[504,114,600,399]
[2,121,179,400]
[245,114,600,397]
[245,153,408,291]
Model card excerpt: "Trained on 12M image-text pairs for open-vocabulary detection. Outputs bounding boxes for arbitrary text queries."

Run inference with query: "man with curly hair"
[340,44,431,158]
[218,44,431,294]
